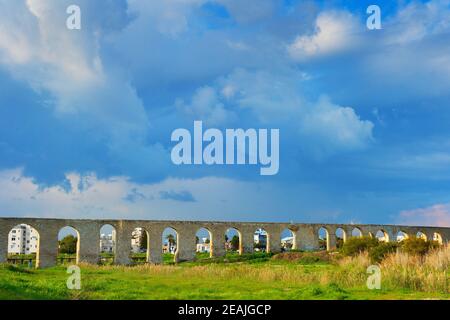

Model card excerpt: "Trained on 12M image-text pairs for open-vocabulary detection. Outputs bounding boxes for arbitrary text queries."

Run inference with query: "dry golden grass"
[380,244,449,293]
[81,245,449,294]
[335,244,449,293]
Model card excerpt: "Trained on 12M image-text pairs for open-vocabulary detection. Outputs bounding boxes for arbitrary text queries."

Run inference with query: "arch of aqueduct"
[0,217,449,268]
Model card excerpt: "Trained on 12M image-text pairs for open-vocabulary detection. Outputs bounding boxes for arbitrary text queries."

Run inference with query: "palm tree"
[166,234,176,246]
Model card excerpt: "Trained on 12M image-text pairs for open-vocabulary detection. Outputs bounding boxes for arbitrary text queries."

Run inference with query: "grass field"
[0,249,448,300]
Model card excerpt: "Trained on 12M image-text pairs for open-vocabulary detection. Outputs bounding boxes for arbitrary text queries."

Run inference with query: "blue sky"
[0,0,449,226]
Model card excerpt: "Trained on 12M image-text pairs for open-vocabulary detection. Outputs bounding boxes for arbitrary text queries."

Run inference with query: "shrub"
[298,255,325,265]
[368,242,398,263]
[400,238,440,256]
[272,251,331,264]
[230,235,240,251]
[380,245,449,293]
[5,264,35,274]
[341,236,379,256]
[338,245,449,293]
[58,235,77,254]
[318,239,327,250]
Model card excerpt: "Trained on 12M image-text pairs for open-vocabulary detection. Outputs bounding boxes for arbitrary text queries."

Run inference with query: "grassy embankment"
[0,245,448,300]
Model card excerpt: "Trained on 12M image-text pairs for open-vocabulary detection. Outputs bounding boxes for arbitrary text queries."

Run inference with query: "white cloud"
[127,0,206,37]
[300,97,374,153]
[0,1,37,64]
[367,0,450,96]
[0,1,135,115]
[287,1,450,61]
[288,11,360,60]
[398,203,450,227]
[384,0,450,45]
[0,168,354,222]
[176,86,235,126]
[0,168,203,219]
[0,0,102,85]
[0,167,292,221]
[181,68,374,155]
[0,0,158,165]
[219,68,303,123]
[221,84,236,99]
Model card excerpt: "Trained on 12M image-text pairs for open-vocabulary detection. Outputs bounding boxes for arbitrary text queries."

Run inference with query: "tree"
[139,231,148,251]
[231,235,239,251]
[369,242,398,263]
[336,238,344,249]
[166,234,176,246]
[341,236,379,256]
[59,235,77,254]
[401,238,439,256]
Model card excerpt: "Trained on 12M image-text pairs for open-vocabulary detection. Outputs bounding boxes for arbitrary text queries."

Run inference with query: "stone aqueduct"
[0,217,449,268]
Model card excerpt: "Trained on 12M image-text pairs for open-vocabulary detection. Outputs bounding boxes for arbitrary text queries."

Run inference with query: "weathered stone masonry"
[0,217,448,268]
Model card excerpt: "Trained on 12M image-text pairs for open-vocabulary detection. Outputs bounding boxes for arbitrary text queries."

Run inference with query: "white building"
[131,228,146,253]
[8,224,39,255]
[100,230,116,253]
[196,237,211,253]
[254,229,267,250]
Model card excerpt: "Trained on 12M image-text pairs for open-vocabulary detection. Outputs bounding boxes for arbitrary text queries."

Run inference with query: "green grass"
[7,253,36,259]
[0,251,447,300]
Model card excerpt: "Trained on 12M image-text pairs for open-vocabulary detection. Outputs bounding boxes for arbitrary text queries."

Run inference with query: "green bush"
[58,235,77,254]
[298,255,324,265]
[7,253,36,259]
[336,238,344,249]
[341,236,379,256]
[100,252,114,258]
[194,252,273,265]
[400,238,440,256]
[369,242,398,263]
[272,251,331,264]
[341,236,443,263]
